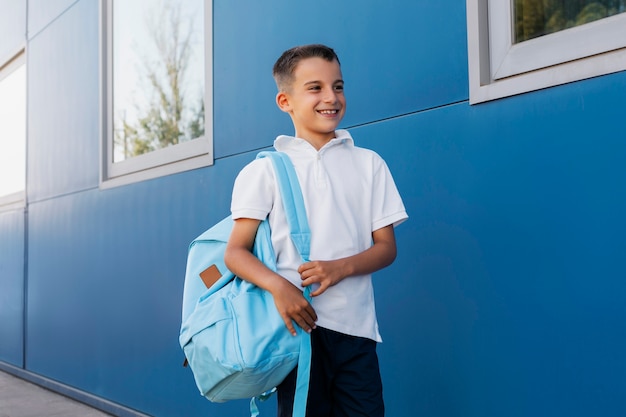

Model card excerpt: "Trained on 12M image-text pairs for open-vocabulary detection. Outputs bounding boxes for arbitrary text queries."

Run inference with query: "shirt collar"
[274,129,354,153]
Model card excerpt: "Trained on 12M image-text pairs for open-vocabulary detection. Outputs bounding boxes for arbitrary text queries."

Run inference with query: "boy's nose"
[323,90,337,103]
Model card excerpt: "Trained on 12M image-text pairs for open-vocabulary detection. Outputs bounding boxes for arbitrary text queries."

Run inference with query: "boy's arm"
[298,224,397,297]
[224,218,317,335]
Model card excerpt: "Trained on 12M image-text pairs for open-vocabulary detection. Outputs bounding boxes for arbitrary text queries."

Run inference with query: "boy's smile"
[276,57,346,150]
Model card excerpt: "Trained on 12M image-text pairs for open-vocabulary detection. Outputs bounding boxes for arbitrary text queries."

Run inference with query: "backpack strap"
[258,151,311,264]
[256,151,311,417]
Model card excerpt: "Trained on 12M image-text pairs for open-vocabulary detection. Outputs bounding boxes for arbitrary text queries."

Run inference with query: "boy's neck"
[295,131,336,151]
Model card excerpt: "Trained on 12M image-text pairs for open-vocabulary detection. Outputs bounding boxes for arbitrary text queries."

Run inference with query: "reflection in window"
[514,0,626,43]
[0,58,26,200]
[112,0,205,162]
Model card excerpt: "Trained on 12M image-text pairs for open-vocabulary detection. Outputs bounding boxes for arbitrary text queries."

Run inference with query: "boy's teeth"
[319,110,337,114]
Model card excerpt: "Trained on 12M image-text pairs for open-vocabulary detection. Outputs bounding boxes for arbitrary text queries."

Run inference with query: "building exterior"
[1,1,625,416]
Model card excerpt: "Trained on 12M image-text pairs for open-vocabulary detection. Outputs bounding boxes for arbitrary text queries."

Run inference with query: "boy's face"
[276,57,346,147]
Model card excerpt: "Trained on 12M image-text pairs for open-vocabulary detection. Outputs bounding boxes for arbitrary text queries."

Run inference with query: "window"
[0,52,26,210]
[102,0,212,187]
[467,0,626,104]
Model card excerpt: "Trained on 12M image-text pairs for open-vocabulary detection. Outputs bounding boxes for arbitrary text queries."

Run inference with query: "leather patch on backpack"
[200,264,222,289]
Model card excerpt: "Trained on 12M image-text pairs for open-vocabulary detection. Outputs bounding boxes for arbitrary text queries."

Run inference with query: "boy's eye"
[334,85,344,91]
[308,85,321,91]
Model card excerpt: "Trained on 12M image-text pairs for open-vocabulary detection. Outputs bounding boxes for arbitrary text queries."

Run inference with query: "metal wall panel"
[27,0,77,39]
[0,0,26,64]
[0,209,25,367]
[27,0,100,202]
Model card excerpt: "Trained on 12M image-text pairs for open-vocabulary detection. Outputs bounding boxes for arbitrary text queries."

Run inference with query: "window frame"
[0,51,26,211]
[100,0,213,189]
[467,0,626,104]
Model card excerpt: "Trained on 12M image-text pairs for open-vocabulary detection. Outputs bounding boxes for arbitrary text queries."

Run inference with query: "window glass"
[112,0,205,163]
[0,58,26,200]
[514,0,626,43]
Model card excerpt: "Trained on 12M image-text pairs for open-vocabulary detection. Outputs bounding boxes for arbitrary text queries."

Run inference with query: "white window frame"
[100,0,213,189]
[0,51,26,211]
[467,0,626,104]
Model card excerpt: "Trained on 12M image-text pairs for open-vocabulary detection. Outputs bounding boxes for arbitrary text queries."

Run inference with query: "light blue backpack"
[180,151,311,416]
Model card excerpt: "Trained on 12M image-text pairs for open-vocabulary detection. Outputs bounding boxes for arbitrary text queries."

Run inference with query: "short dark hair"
[273,44,340,91]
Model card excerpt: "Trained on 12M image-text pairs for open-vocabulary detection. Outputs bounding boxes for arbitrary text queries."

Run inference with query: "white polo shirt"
[231,129,407,342]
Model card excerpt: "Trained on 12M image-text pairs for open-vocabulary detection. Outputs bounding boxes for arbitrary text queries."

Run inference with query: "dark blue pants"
[277,327,385,417]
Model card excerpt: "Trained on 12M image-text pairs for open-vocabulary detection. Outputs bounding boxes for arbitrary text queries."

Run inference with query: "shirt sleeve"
[230,158,275,221]
[371,156,408,231]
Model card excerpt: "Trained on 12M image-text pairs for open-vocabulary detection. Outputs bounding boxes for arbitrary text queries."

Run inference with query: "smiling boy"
[224,44,407,416]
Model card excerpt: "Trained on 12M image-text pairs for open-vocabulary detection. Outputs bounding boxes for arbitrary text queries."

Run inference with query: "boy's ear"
[276,91,291,113]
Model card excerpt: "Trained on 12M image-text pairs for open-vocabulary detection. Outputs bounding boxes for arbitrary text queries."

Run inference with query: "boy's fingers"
[309,282,328,297]
[285,306,317,335]
[296,320,312,334]
[282,316,297,336]
[302,308,317,327]
[295,314,316,334]
[297,262,311,275]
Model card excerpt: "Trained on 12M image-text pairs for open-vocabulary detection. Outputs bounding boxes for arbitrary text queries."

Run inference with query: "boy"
[224,44,407,417]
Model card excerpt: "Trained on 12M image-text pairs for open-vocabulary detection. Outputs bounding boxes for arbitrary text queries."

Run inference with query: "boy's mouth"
[318,109,338,115]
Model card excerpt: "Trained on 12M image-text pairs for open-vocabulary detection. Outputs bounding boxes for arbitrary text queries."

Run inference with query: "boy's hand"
[297,225,397,297]
[298,260,347,297]
[270,278,317,336]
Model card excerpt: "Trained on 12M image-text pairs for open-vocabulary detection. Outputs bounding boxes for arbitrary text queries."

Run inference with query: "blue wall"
[0,208,24,367]
[1,0,625,416]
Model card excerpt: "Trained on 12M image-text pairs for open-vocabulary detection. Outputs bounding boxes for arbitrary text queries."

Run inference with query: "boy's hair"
[273,44,341,92]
